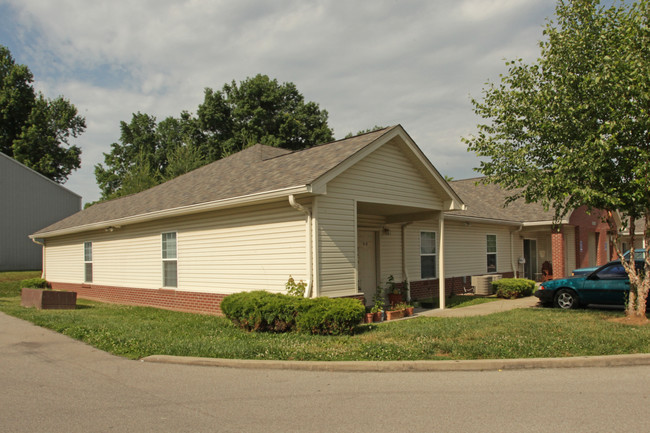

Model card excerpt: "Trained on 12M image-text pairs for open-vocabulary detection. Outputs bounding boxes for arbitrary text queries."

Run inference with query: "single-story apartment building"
[32,126,467,313]
[1,152,81,271]
[30,125,641,314]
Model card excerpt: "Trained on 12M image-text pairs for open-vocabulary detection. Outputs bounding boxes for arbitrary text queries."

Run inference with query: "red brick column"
[551,229,566,279]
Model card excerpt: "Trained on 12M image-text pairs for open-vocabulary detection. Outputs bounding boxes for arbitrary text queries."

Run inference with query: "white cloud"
[4,0,555,203]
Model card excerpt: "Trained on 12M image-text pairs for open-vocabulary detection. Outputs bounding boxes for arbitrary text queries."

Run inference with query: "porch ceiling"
[357,201,437,223]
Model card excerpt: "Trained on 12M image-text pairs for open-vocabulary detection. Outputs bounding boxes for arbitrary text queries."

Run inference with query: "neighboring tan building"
[1,152,81,271]
[31,126,465,313]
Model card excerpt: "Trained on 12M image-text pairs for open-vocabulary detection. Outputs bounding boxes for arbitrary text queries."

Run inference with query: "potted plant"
[20,278,77,310]
[370,304,383,322]
[371,285,384,322]
[385,304,404,321]
[386,274,403,306]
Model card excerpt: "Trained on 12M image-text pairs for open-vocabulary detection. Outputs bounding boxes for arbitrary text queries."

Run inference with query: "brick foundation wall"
[48,283,367,315]
[49,282,226,315]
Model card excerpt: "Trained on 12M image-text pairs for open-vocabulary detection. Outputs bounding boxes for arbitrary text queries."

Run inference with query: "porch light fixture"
[383,227,391,236]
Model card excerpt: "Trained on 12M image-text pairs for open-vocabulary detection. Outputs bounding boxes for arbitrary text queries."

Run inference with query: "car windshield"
[623,249,646,260]
[596,263,628,279]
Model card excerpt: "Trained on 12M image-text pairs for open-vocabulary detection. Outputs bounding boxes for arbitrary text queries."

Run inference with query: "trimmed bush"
[492,278,536,299]
[20,278,49,289]
[221,291,365,336]
[220,291,303,332]
[295,297,365,336]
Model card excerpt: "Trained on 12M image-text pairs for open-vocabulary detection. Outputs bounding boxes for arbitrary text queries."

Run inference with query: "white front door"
[358,230,377,305]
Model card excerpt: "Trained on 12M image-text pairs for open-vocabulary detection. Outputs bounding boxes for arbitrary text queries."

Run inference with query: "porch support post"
[551,228,566,279]
[438,212,446,309]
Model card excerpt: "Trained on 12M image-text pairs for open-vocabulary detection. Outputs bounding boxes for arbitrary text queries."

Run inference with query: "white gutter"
[511,224,523,278]
[289,195,313,298]
[32,185,310,239]
[401,222,413,301]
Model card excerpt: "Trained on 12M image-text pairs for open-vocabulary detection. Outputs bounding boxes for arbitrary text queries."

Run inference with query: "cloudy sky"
[1,0,558,204]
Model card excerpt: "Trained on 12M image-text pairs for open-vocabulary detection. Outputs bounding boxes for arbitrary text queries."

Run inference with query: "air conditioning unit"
[471,274,502,295]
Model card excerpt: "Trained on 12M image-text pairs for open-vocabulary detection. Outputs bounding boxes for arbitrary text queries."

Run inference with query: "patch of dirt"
[609,315,649,326]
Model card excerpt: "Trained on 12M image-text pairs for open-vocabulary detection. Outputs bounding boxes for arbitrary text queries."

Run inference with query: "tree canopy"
[464,0,650,318]
[0,45,85,183]
[96,74,334,200]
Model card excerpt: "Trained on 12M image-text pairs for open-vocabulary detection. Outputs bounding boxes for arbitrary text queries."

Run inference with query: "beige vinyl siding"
[45,201,307,294]
[45,234,85,282]
[448,221,517,277]
[316,196,356,296]
[316,140,446,296]
[379,223,403,284]
[326,139,443,209]
[404,220,437,280]
[179,202,306,292]
[564,227,576,273]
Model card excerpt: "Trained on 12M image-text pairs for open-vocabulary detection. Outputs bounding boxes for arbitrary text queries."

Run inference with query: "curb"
[141,353,650,372]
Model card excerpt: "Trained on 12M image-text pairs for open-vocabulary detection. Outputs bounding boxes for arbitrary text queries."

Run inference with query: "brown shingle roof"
[449,178,556,223]
[34,127,398,236]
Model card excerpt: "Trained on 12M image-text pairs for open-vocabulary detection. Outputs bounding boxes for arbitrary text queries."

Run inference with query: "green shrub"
[20,278,49,289]
[285,275,306,297]
[295,297,365,336]
[221,291,364,336]
[492,278,536,299]
[220,291,302,332]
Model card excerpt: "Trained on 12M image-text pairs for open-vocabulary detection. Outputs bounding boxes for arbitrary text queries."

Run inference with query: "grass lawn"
[2,271,648,361]
[417,295,500,309]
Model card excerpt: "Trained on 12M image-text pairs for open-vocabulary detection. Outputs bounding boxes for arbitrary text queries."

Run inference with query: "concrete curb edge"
[141,353,650,372]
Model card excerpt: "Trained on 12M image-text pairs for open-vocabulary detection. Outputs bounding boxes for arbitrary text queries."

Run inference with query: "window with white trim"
[162,232,177,288]
[420,231,437,279]
[487,234,497,273]
[84,241,93,283]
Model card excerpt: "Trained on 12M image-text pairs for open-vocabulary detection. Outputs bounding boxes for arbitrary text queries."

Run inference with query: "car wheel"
[554,289,579,309]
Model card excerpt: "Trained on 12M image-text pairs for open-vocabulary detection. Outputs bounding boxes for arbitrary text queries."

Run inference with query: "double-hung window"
[84,241,93,283]
[487,234,497,273]
[162,232,178,288]
[420,231,437,279]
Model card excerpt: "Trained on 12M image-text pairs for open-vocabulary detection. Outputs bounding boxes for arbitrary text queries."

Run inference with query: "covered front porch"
[355,201,450,307]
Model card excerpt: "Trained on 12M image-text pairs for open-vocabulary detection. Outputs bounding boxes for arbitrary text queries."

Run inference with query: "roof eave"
[31,185,310,239]
[444,214,525,226]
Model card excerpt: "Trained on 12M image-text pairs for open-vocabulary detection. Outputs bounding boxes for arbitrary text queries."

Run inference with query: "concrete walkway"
[416,295,540,318]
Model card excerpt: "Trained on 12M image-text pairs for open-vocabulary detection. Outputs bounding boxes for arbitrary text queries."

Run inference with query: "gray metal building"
[1,152,81,271]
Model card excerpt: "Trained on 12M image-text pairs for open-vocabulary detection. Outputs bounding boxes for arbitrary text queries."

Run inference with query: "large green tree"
[96,74,334,200]
[465,0,650,319]
[0,45,85,183]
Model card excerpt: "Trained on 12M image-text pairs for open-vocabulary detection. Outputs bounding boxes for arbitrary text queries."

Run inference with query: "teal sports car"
[535,260,646,309]
[571,249,646,276]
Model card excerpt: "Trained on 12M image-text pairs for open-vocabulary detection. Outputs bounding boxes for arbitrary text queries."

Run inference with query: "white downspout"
[401,222,413,301]
[31,238,46,279]
[289,195,313,298]
[438,213,446,309]
[511,224,523,278]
